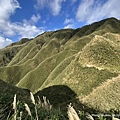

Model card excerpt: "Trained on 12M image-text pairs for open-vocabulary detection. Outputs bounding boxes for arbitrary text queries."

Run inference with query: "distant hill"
[0,38,30,67]
[0,17,120,113]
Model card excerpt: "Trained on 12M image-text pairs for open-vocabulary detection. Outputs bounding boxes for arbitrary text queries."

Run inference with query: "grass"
[2,93,120,120]
[45,53,118,96]
[79,35,120,72]
[0,44,25,67]
[0,17,120,115]
[16,50,76,92]
[39,55,75,90]
[0,79,30,119]
[0,78,120,119]
[6,93,67,120]
[81,75,120,112]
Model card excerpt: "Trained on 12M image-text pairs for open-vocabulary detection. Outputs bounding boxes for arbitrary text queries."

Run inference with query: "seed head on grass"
[13,94,16,110]
[43,96,47,106]
[20,111,23,120]
[67,109,74,120]
[37,96,42,107]
[112,114,120,120]
[13,94,17,120]
[67,103,80,120]
[86,113,94,120]
[43,96,52,110]
[24,103,32,116]
[30,92,35,105]
[30,92,38,120]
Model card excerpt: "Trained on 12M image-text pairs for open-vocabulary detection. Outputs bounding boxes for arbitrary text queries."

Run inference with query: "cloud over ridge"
[0,0,43,48]
[76,0,120,24]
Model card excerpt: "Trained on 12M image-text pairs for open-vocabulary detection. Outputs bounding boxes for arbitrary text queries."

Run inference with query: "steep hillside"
[0,17,120,113]
[80,34,120,72]
[0,38,30,67]
[0,79,30,119]
[81,75,120,112]
[0,79,30,102]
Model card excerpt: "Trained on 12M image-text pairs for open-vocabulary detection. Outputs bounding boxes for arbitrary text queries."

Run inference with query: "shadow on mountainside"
[35,85,97,113]
[0,79,31,120]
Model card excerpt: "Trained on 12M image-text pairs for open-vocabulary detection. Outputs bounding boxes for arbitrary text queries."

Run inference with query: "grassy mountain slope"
[0,17,120,112]
[42,54,118,97]
[0,38,30,67]
[79,34,120,72]
[81,75,120,112]
[0,44,25,67]
[16,50,76,92]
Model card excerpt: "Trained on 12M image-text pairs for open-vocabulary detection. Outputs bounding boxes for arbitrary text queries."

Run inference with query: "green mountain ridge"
[0,17,120,113]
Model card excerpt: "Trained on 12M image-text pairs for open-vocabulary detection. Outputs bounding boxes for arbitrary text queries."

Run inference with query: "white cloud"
[34,0,47,9]
[31,14,41,23]
[0,36,13,49]
[49,0,66,16]
[64,24,74,29]
[35,0,66,16]
[8,22,44,38]
[0,0,20,36]
[0,0,44,48]
[23,14,41,25]
[0,0,20,21]
[64,18,74,28]
[64,18,74,25]
[76,0,120,24]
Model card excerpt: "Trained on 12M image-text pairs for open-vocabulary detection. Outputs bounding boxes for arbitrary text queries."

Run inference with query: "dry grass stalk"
[13,94,16,110]
[35,104,38,120]
[67,103,80,120]
[7,111,11,120]
[30,92,35,105]
[20,111,23,120]
[43,96,52,110]
[67,109,74,120]
[86,113,94,120]
[13,94,17,120]
[37,96,42,107]
[43,96,47,107]
[24,103,32,116]
[30,92,38,120]
[47,99,52,110]
[112,114,120,120]
[112,118,120,120]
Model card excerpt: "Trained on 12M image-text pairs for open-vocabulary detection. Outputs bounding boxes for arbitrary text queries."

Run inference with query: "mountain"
[0,17,120,113]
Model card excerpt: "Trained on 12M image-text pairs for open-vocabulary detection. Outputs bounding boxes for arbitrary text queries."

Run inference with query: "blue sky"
[0,0,120,48]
